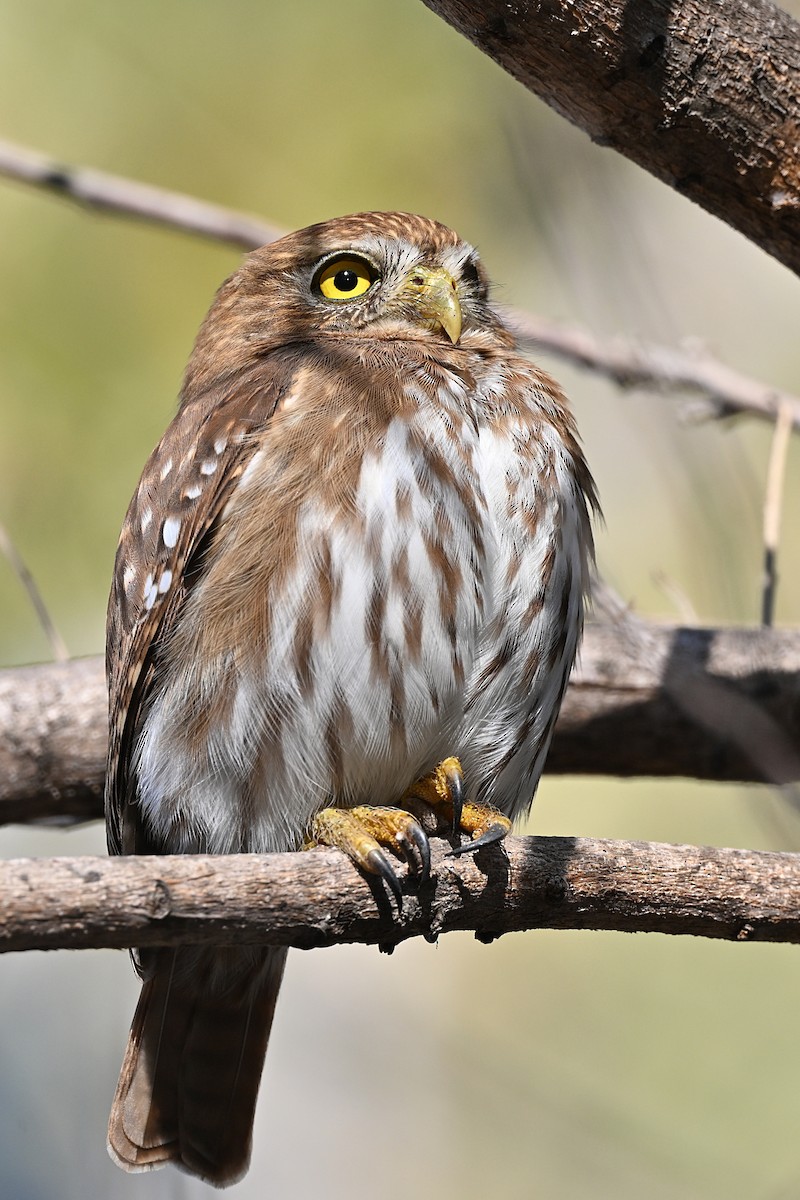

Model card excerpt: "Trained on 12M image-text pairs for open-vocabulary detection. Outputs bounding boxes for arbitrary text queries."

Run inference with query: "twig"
[2,837,798,954]
[509,310,800,432]
[0,137,281,250]
[1,137,798,433]
[0,517,68,662]
[761,401,794,626]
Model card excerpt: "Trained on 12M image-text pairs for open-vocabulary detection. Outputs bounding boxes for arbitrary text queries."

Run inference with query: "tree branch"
[4,620,800,828]
[0,137,282,250]
[0,656,107,826]
[2,836,798,954]
[1,137,797,431]
[421,0,800,276]
[509,311,800,432]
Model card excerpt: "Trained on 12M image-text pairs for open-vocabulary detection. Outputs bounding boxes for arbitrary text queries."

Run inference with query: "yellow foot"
[404,756,512,857]
[310,805,430,908]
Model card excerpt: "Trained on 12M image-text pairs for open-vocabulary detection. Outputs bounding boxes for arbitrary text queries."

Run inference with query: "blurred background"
[2,2,800,1198]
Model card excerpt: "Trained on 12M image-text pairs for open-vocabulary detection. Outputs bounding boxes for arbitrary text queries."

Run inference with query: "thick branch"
[2,837,798,953]
[0,656,106,825]
[422,0,800,276]
[4,621,800,827]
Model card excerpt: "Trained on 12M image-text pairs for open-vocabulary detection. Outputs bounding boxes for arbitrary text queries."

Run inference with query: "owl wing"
[105,368,288,856]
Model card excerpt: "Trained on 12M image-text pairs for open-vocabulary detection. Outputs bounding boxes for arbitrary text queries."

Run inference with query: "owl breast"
[132,357,588,855]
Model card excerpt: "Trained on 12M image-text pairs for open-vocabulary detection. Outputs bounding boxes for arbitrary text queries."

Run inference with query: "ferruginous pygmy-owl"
[105,211,597,1186]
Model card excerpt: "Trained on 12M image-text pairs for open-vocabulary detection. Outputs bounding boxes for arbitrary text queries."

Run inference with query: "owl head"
[183,212,509,396]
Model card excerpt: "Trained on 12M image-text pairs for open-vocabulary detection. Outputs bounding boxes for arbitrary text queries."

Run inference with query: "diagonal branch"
[1,137,797,432]
[0,137,282,249]
[421,0,800,276]
[0,517,69,662]
[509,311,800,432]
[2,837,799,954]
[4,620,800,828]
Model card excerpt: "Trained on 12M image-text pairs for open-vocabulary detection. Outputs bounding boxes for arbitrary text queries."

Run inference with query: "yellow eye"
[316,257,375,301]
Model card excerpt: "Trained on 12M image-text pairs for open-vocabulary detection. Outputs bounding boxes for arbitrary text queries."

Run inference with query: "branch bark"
[0,138,282,249]
[2,836,798,954]
[509,310,800,432]
[421,0,800,276]
[4,620,800,827]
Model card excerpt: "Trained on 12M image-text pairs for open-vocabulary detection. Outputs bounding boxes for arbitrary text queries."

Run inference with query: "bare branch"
[421,0,800,276]
[2,837,798,954]
[0,517,69,662]
[0,137,280,250]
[509,310,800,432]
[1,138,797,430]
[4,621,800,828]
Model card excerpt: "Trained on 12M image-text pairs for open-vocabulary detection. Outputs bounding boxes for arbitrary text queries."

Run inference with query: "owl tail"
[107,945,288,1188]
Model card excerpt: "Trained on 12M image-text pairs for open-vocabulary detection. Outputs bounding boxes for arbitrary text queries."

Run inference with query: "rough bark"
[2,836,797,954]
[421,0,800,276]
[3,621,800,827]
[0,656,107,825]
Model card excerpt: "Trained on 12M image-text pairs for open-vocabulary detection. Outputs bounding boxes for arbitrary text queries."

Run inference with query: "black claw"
[448,767,464,838]
[399,822,431,882]
[367,847,404,910]
[446,822,509,857]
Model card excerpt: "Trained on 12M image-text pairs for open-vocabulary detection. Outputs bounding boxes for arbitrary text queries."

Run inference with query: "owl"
[105,212,597,1186]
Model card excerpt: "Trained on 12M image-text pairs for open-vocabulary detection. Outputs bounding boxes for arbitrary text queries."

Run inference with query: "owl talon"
[309,805,429,907]
[366,847,404,909]
[447,820,510,856]
[406,755,465,836]
[397,821,431,882]
[405,757,512,854]
[447,765,464,839]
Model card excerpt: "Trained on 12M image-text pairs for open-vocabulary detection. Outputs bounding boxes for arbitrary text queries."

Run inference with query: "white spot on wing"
[162,517,181,548]
[140,508,153,533]
[143,573,158,611]
[123,564,136,589]
[158,569,173,594]
[214,435,228,454]
[184,484,202,500]
[200,460,217,476]
[160,458,173,480]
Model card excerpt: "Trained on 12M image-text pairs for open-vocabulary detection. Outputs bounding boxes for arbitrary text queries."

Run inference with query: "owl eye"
[315,257,376,301]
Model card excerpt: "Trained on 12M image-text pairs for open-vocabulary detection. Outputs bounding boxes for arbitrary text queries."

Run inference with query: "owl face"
[296,216,492,343]
[201,213,500,371]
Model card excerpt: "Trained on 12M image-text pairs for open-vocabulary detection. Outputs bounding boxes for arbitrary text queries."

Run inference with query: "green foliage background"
[2,3,800,1198]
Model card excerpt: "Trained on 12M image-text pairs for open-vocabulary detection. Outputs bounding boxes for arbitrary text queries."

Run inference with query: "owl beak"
[400,266,463,344]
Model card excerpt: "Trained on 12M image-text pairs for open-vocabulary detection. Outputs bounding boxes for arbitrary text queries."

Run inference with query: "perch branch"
[1,137,798,431]
[2,837,799,954]
[4,620,800,828]
[421,0,800,276]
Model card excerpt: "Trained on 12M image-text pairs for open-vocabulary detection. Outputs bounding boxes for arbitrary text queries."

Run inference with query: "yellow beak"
[399,265,462,344]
